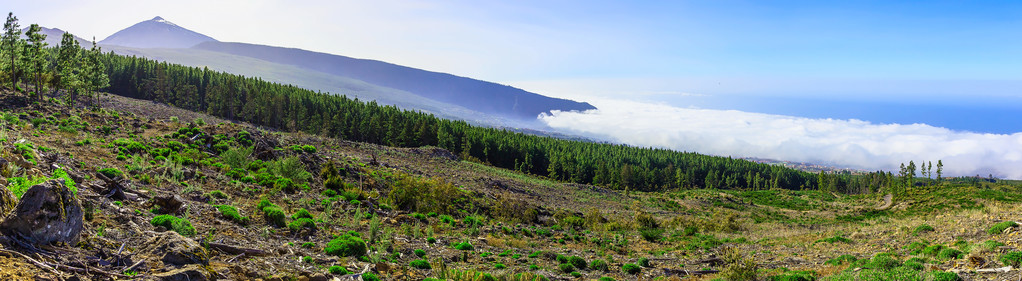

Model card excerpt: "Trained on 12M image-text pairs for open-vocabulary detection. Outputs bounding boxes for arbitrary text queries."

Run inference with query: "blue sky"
[9,1,1022,177]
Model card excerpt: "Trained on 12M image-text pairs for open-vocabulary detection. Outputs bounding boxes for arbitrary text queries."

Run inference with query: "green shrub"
[769,270,816,281]
[98,168,124,179]
[301,145,317,153]
[824,254,857,266]
[262,206,286,227]
[411,212,427,221]
[292,208,314,220]
[590,259,608,271]
[558,263,574,273]
[568,256,586,270]
[216,205,249,225]
[866,253,901,271]
[268,156,311,182]
[569,271,581,278]
[979,240,1005,252]
[913,224,935,235]
[288,218,317,231]
[410,259,431,269]
[494,263,506,269]
[639,228,664,242]
[556,254,568,264]
[598,277,616,281]
[414,249,426,257]
[988,221,1018,235]
[150,215,196,236]
[454,242,474,251]
[528,251,541,258]
[325,234,366,257]
[927,271,961,281]
[622,263,640,274]
[937,248,963,260]
[302,242,315,248]
[905,241,928,254]
[1002,251,1022,267]
[922,245,946,257]
[638,257,651,267]
[362,273,379,281]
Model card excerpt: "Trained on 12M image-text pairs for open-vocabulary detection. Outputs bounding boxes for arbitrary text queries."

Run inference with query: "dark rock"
[141,231,208,266]
[0,179,84,245]
[151,264,208,281]
[151,194,185,214]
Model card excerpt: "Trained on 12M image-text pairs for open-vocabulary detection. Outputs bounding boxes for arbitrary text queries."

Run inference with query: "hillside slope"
[0,91,1020,281]
[191,41,596,120]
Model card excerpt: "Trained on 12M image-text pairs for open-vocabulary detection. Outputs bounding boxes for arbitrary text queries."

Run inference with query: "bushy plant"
[453,242,474,251]
[558,263,574,273]
[288,218,317,231]
[824,254,857,266]
[598,277,616,281]
[388,173,463,214]
[769,270,816,281]
[98,167,124,179]
[1002,251,1022,267]
[568,256,586,270]
[913,224,935,235]
[638,257,651,267]
[329,265,349,275]
[937,248,963,260]
[362,273,379,281]
[414,249,426,257]
[590,259,608,271]
[292,208,313,220]
[410,259,431,269]
[621,263,640,274]
[216,205,249,225]
[988,221,1018,235]
[325,234,366,257]
[150,214,196,236]
[928,271,962,281]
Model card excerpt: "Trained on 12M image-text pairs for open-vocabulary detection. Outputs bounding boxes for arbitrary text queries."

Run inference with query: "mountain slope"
[192,41,596,119]
[100,16,216,48]
[103,45,535,128]
[20,26,92,47]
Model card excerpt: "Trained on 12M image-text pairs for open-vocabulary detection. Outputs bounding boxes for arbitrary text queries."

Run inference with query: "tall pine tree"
[22,23,48,100]
[2,12,21,91]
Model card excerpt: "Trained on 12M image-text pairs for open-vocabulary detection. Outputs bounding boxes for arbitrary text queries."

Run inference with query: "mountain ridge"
[99,16,216,48]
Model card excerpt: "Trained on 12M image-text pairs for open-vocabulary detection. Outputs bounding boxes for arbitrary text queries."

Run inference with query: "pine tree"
[22,23,48,100]
[2,12,22,91]
[82,37,109,108]
[936,160,943,180]
[55,32,82,108]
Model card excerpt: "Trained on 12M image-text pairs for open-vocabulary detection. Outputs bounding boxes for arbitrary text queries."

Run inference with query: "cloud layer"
[539,99,1022,179]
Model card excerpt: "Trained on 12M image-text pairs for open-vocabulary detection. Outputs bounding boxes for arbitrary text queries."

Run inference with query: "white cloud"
[539,98,1022,179]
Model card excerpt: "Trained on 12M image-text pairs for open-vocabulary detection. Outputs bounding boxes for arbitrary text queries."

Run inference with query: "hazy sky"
[9,0,1021,104]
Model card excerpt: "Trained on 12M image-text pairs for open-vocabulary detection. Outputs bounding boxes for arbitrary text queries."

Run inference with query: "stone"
[140,231,208,266]
[151,264,208,281]
[151,194,185,214]
[0,179,83,245]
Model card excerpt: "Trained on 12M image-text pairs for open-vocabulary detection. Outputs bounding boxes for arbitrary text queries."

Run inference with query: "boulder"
[140,231,208,266]
[151,264,208,281]
[0,179,83,245]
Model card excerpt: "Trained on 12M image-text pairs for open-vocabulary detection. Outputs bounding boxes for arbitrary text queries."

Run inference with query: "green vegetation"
[621,263,640,274]
[410,259,431,269]
[150,215,196,236]
[1002,251,1022,267]
[324,234,366,257]
[215,205,249,225]
[988,221,1018,235]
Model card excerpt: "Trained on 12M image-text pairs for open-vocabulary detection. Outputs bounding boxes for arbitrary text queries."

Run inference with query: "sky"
[7,0,1022,177]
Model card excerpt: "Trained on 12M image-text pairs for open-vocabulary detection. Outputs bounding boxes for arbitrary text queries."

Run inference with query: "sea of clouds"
[539,99,1022,179]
